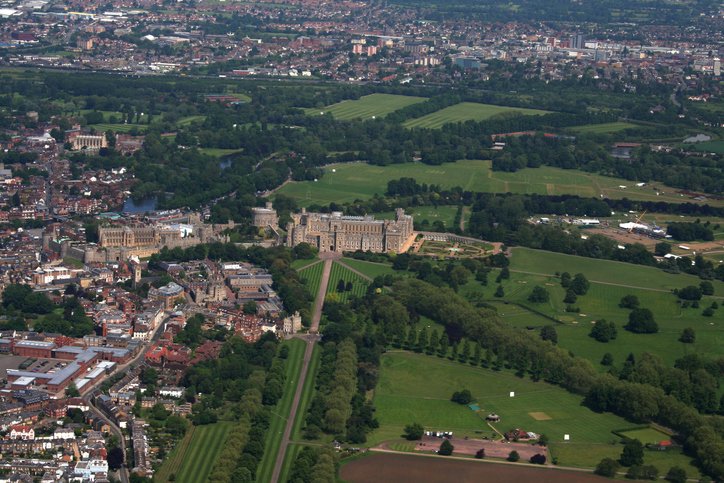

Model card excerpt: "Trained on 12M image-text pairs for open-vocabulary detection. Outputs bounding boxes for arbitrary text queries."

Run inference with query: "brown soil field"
[583,228,659,248]
[414,436,546,460]
[341,453,609,483]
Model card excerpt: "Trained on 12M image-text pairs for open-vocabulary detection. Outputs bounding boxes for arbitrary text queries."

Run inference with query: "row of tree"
[387,278,724,479]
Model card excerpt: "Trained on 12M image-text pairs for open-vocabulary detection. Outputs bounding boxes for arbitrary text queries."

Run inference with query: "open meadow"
[155,422,232,483]
[378,205,461,230]
[569,122,639,134]
[460,247,724,366]
[370,352,699,475]
[275,160,715,207]
[687,140,724,154]
[304,93,426,120]
[403,102,549,129]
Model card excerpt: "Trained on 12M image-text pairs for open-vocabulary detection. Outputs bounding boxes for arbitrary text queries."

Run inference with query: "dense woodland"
[390,0,719,24]
[2,71,719,213]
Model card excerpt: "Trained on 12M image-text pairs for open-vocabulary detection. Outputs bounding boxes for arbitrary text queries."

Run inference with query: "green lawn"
[570,122,638,134]
[198,148,244,158]
[326,261,369,303]
[687,140,724,154]
[291,258,320,271]
[617,426,670,444]
[255,339,307,483]
[371,351,700,473]
[169,422,233,483]
[378,205,460,231]
[89,123,147,133]
[304,94,426,120]
[275,160,712,208]
[279,344,322,483]
[298,261,324,297]
[340,258,396,279]
[176,115,206,126]
[403,102,549,129]
[461,247,724,366]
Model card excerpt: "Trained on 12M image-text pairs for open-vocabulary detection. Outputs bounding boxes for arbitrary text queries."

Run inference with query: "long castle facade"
[286,208,415,254]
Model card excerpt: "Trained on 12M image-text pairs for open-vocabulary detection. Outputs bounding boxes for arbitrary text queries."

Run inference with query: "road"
[82,315,168,483]
[270,256,335,483]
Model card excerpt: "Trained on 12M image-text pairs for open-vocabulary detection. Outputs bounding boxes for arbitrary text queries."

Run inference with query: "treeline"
[1,284,94,336]
[613,353,721,414]
[491,135,723,195]
[305,340,360,437]
[667,221,715,242]
[287,446,338,483]
[389,278,724,480]
[193,335,290,482]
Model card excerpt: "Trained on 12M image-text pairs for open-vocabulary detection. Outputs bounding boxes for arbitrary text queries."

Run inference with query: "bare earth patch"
[414,435,546,460]
[529,412,552,421]
[342,453,609,483]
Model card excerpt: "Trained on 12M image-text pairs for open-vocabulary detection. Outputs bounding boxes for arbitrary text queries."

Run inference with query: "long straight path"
[270,256,334,483]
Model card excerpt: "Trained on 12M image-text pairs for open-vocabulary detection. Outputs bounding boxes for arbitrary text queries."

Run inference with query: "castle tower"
[132,262,142,288]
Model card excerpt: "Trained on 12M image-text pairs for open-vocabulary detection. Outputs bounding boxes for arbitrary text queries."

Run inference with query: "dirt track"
[415,435,547,460]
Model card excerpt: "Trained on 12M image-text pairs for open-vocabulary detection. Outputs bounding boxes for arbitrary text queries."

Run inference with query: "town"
[0,0,720,89]
[0,0,721,482]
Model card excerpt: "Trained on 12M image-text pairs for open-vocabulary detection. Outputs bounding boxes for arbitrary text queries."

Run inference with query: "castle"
[286,208,415,254]
[251,202,279,228]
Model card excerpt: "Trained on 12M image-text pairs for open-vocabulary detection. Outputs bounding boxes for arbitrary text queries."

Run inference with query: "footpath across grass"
[255,338,307,483]
[298,261,324,297]
[325,262,369,303]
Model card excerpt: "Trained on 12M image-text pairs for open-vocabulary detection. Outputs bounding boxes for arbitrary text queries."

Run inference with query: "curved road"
[270,255,336,483]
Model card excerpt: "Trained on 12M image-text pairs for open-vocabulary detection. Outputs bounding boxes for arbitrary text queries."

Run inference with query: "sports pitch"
[403,102,549,129]
[304,93,426,120]
[275,160,711,207]
[371,352,700,474]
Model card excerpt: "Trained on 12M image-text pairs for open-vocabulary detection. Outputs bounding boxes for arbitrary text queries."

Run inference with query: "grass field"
[304,94,426,120]
[160,422,232,483]
[275,160,715,208]
[291,258,320,271]
[569,122,638,134]
[255,339,307,483]
[89,123,147,133]
[278,344,322,483]
[198,147,244,158]
[403,102,549,129]
[372,352,699,474]
[325,261,369,303]
[341,258,396,279]
[378,205,460,230]
[617,426,671,444]
[687,140,724,154]
[298,261,324,297]
[461,247,724,366]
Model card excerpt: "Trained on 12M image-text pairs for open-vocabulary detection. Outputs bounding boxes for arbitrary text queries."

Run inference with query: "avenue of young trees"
[386,278,724,480]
